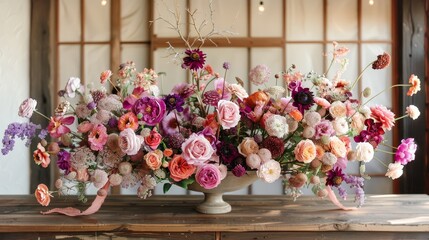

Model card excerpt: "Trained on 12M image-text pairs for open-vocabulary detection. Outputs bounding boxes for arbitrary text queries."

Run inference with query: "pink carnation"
[195,164,222,189]
[370,105,395,130]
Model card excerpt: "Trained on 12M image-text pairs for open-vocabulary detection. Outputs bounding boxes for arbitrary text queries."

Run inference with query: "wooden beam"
[152,37,286,49]
[30,0,52,191]
[398,0,427,193]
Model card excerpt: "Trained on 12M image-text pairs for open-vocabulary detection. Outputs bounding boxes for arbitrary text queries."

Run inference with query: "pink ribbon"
[326,185,357,211]
[41,182,110,216]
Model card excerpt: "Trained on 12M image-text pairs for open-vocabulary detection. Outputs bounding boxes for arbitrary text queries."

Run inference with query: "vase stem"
[195,192,232,214]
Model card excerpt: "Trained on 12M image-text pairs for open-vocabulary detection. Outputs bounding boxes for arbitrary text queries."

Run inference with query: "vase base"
[195,201,231,214]
[195,192,231,214]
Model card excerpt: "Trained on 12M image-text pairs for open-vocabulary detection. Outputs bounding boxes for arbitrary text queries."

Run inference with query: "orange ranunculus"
[168,155,196,182]
[163,148,173,157]
[118,112,139,131]
[289,109,303,122]
[34,184,52,206]
[244,90,270,109]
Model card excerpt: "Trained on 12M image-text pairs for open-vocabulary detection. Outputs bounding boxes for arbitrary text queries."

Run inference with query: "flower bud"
[310,176,320,184]
[362,87,371,98]
[317,188,328,198]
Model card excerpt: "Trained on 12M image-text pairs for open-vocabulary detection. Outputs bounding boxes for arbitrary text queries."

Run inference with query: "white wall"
[0,0,31,194]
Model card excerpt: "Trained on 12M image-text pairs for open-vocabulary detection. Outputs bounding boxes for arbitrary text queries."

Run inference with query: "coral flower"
[370,105,395,131]
[407,74,421,96]
[35,183,52,206]
[168,155,196,182]
[33,143,50,168]
[47,116,74,138]
[118,112,139,131]
[88,124,108,151]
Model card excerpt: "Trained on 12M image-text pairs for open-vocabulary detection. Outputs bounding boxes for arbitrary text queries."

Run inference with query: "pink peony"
[18,98,37,118]
[118,128,142,155]
[88,124,108,151]
[77,121,94,133]
[181,133,214,165]
[370,105,395,130]
[217,100,240,129]
[195,164,222,189]
[249,64,270,85]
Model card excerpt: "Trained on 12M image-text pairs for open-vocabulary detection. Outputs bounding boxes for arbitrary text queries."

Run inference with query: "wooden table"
[0,194,429,239]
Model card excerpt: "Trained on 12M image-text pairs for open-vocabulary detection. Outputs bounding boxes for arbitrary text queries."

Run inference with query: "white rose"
[355,142,374,163]
[257,160,281,183]
[385,163,404,180]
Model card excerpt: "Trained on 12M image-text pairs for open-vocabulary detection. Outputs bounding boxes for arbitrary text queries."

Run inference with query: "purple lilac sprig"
[2,122,41,155]
[343,174,365,207]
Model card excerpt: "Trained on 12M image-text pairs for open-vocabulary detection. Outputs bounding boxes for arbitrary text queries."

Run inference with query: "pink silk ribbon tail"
[40,182,110,216]
[326,186,357,211]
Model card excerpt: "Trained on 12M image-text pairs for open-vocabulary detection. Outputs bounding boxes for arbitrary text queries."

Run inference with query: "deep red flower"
[183,49,206,71]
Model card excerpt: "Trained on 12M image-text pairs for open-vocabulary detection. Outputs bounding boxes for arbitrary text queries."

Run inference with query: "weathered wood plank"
[0,195,429,235]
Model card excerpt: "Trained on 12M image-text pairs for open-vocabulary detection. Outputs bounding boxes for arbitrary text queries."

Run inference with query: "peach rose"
[34,183,52,206]
[294,139,316,163]
[238,137,259,157]
[350,113,366,133]
[315,144,325,160]
[145,151,162,170]
[169,155,196,182]
[329,136,347,158]
[329,101,347,119]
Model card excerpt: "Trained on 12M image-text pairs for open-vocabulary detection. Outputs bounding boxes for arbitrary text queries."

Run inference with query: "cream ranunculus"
[355,142,374,162]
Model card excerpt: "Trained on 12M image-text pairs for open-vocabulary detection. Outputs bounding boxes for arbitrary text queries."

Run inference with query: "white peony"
[385,163,404,180]
[257,160,281,183]
[265,115,289,138]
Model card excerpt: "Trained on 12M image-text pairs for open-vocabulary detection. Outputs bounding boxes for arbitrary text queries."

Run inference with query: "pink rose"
[246,153,262,169]
[217,100,240,129]
[118,128,142,155]
[195,164,222,189]
[18,98,37,118]
[181,133,214,165]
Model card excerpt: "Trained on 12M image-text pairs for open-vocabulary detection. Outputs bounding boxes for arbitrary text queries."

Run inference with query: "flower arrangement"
[1,6,421,214]
[2,41,421,212]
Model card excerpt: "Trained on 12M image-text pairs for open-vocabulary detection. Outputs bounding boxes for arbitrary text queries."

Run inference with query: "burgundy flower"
[394,138,417,165]
[232,164,246,177]
[292,86,314,114]
[164,94,185,113]
[165,132,185,150]
[372,52,391,70]
[132,97,166,126]
[326,167,345,187]
[216,141,240,165]
[354,119,385,148]
[183,49,206,71]
[203,90,221,106]
[260,136,284,159]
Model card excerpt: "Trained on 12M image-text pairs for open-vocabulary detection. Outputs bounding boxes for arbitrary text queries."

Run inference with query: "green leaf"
[177,178,195,189]
[163,183,172,193]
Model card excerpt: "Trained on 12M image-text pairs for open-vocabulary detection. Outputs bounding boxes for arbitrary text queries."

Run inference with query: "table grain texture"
[0,194,428,239]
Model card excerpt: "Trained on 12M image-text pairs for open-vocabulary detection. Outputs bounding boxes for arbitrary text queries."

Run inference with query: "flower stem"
[361,84,411,106]
[376,148,395,155]
[324,58,335,77]
[350,62,373,90]
[373,156,389,168]
[34,110,51,121]
[394,115,407,121]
